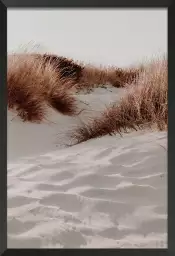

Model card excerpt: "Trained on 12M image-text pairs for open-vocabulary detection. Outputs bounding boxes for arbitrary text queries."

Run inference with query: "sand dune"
[7,86,167,248]
[8,130,167,248]
[7,87,123,161]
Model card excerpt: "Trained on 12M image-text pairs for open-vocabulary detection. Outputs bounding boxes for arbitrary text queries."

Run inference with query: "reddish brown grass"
[70,58,167,144]
[35,53,83,83]
[7,54,78,122]
[32,53,141,92]
[78,65,141,91]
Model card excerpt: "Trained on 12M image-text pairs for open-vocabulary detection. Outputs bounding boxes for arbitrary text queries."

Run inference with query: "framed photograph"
[1,0,173,255]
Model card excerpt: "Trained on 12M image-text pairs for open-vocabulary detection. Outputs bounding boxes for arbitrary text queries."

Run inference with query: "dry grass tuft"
[7,54,78,122]
[79,65,141,92]
[70,57,167,144]
[32,53,141,93]
[35,53,83,83]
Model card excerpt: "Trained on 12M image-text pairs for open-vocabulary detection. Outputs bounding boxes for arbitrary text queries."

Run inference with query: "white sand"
[7,87,167,248]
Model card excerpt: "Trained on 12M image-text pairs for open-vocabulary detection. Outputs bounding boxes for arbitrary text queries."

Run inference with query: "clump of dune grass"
[70,57,167,144]
[35,53,83,83]
[31,53,141,93]
[7,54,78,123]
[78,64,141,92]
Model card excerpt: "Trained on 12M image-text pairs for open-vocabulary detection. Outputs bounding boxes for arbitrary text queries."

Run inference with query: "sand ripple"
[8,131,167,248]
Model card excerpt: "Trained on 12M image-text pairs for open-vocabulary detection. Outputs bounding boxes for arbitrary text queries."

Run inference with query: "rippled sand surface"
[7,88,167,248]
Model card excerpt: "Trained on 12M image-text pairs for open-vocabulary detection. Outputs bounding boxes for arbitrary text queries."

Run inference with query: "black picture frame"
[1,0,173,255]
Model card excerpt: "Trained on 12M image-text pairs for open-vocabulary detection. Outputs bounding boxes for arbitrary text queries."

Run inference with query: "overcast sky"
[7,9,167,67]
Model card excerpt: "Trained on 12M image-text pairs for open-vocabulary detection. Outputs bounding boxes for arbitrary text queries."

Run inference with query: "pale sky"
[7,9,167,67]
